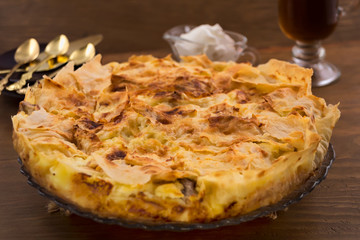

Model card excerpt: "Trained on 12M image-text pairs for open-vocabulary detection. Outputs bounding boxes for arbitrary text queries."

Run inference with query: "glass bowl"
[163,24,259,64]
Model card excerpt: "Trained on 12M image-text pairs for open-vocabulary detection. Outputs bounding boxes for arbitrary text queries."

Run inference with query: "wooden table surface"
[1,1,360,240]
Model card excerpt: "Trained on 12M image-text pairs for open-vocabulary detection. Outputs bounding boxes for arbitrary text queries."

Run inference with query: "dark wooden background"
[1,0,360,239]
[0,0,359,54]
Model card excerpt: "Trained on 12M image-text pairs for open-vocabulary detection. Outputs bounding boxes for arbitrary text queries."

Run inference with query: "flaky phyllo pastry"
[12,55,340,223]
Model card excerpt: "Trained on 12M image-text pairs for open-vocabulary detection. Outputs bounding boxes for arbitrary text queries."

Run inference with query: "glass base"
[293,58,341,87]
[292,41,341,87]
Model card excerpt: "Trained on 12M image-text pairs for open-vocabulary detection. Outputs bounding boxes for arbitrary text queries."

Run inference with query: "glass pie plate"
[18,144,335,231]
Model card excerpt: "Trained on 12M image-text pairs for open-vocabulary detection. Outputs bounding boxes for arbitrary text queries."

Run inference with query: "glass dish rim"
[18,144,335,231]
[163,24,249,47]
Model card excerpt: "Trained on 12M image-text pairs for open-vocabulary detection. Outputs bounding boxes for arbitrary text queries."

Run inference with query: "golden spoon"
[16,43,96,95]
[6,34,69,91]
[0,38,40,93]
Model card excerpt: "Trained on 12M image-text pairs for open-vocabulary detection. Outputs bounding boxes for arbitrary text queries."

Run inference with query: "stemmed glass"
[278,0,358,87]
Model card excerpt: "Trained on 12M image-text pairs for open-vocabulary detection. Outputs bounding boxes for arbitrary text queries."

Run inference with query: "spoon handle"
[0,69,27,74]
[6,55,52,91]
[0,62,22,94]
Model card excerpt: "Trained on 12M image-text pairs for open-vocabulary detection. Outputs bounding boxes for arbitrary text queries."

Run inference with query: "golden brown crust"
[12,55,340,223]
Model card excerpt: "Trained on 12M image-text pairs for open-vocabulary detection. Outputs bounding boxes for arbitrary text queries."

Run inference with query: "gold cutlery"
[48,43,96,78]
[6,34,69,91]
[0,34,103,75]
[0,38,39,94]
[0,56,67,75]
[16,43,96,95]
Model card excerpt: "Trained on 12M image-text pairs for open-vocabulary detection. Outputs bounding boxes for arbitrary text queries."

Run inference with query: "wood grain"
[0,0,359,54]
[1,1,360,239]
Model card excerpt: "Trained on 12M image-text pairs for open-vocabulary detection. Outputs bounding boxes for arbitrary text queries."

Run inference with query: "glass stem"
[292,41,325,67]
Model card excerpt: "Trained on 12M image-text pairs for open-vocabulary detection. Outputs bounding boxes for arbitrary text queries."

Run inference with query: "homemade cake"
[12,54,340,223]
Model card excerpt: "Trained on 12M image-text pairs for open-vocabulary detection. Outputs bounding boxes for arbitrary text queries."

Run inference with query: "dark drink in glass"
[278,0,342,87]
[278,0,339,42]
